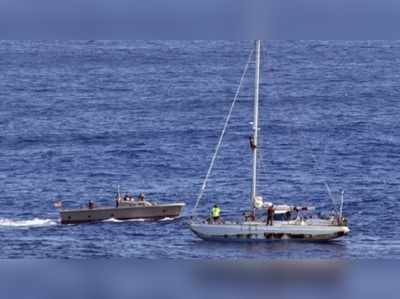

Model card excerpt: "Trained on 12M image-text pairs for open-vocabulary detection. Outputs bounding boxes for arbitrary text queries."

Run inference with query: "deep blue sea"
[0,40,399,259]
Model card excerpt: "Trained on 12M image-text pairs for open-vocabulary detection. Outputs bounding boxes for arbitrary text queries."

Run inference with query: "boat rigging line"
[191,47,254,219]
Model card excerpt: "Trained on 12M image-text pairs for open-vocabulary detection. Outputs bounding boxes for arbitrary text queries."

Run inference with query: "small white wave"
[0,218,57,228]
[102,218,146,223]
[124,218,147,222]
[103,217,177,223]
[102,218,124,223]
[159,217,178,222]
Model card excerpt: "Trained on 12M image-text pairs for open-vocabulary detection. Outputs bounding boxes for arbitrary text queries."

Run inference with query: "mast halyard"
[251,40,261,210]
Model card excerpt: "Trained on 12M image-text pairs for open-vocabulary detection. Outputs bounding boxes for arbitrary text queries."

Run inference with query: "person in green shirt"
[210,204,221,223]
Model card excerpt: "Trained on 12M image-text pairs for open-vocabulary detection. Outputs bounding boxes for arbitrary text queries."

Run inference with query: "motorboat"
[55,192,185,224]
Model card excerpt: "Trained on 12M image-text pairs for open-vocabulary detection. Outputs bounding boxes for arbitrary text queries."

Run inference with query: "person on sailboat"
[267,205,274,225]
[210,204,221,223]
[249,135,257,151]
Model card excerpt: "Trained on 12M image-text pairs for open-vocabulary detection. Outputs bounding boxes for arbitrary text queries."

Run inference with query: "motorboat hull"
[190,221,350,242]
[60,203,185,224]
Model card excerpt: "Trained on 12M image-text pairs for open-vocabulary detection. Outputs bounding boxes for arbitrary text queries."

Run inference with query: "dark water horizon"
[0,40,399,258]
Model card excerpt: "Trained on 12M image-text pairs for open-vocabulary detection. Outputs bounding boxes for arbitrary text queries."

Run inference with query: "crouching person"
[210,204,221,224]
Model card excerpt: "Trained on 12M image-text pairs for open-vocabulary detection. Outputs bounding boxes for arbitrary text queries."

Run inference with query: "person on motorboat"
[138,193,145,201]
[87,200,95,209]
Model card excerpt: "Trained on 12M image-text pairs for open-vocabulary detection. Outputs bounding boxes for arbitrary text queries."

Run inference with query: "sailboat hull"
[190,222,350,242]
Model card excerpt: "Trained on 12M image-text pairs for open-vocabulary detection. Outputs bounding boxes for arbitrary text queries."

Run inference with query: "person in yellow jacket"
[210,204,221,223]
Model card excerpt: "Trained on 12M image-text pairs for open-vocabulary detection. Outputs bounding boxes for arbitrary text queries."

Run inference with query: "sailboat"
[190,40,350,242]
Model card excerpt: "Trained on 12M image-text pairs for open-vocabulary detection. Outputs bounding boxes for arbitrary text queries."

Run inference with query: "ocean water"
[0,40,399,259]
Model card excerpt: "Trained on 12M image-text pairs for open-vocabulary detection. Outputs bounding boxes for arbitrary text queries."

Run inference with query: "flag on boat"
[53,200,63,209]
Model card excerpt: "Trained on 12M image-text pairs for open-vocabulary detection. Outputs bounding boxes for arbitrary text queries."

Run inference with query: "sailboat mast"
[251,40,261,208]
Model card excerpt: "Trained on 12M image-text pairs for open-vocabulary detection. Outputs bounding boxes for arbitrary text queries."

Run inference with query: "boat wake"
[159,217,178,222]
[0,218,57,228]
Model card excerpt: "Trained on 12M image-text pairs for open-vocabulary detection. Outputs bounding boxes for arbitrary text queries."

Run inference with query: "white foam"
[159,217,178,222]
[102,218,146,223]
[102,218,124,223]
[0,218,57,228]
[103,217,177,223]
[126,218,146,222]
